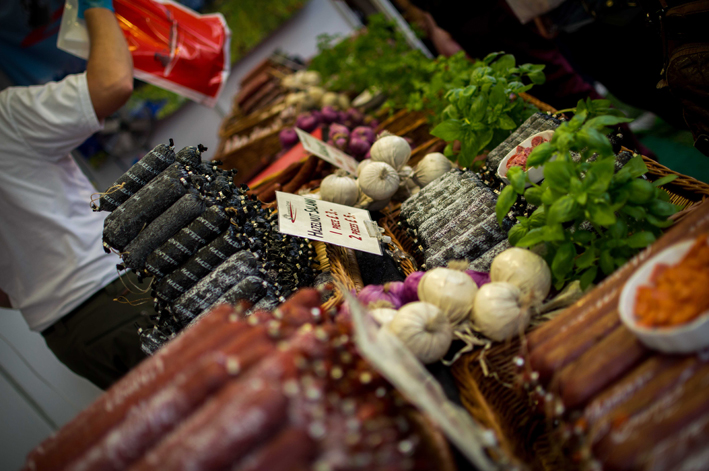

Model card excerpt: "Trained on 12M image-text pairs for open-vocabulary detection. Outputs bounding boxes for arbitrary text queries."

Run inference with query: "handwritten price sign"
[276,192,382,255]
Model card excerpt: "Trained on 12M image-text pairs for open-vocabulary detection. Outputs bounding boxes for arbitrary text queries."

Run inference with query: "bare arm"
[84,7,134,121]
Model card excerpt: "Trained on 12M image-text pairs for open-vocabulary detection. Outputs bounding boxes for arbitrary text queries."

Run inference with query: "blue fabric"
[77,0,114,19]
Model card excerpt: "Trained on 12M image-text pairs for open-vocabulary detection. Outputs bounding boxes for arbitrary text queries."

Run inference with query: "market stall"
[24,12,709,471]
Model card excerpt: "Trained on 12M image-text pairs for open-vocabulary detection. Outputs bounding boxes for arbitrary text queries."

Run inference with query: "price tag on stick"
[295,127,359,175]
[276,192,382,255]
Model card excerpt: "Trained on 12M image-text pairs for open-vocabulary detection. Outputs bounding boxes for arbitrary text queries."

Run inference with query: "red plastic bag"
[58,0,231,107]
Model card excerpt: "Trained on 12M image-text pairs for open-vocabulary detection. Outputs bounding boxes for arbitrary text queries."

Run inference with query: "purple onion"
[402,271,424,304]
[310,109,323,124]
[337,111,348,124]
[466,270,491,288]
[346,107,364,126]
[321,106,338,124]
[295,113,317,132]
[352,126,376,145]
[279,127,298,148]
[370,119,380,129]
[357,284,403,309]
[334,137,348,151]
[347,136,371,157]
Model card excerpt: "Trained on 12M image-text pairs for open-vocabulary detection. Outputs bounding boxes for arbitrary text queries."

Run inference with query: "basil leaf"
[498,113,517,130]
[624,155,649,178]
[588,201,617,226]
[443,142,455,159]
[547,195,579,225]
[529,206,546,228]
[621,205,646,220]
[508,224,528,246]
[544,160,575,191]
[431,119,464,142]
[651,174,678,187]
[576,246,596,269]
[600,249,615,275]
[645,213,674,228]
[543,223,565,242]
[496,185,517,226]
[608,218,628,240]
[516,227,546,248]
[626,231,656,249]
[585,158,615,194]
[541,186,561,206]
[569,176,583,195]
[552,242,576,281]
[526,142,555,168]
[479,128,494,151]
[572,229,594,244]
[625,179,655,205]
[579,266,598,290]
[482,51,502,65]
[528,70,546,85]
[585,114,633,130]
[524,186,543,206]
[648,199,677,218]
[507,166,526,194]
[492,54,515,71]
[578,128,613,156]
[469,93,488,122]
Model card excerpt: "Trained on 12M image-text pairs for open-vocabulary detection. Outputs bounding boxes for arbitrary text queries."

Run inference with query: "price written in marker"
[295,127,358,175]
[276,191,382,255]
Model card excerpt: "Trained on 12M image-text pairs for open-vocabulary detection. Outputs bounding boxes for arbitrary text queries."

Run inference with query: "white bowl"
[618,238,709,354]
[497,130,555,186]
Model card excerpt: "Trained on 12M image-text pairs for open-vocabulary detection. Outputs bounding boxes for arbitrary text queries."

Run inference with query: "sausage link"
[232,427,316,471]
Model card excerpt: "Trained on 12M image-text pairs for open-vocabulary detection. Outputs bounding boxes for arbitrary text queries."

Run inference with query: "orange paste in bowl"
[635,234,709,327]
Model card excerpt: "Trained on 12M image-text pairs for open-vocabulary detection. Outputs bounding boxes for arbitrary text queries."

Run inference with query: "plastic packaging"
[57,0,231,107]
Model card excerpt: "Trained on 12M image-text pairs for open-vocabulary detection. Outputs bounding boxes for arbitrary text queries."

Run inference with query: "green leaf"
[496,185,518,226]
[524,186,543,206]
[576,246,596,269]
[569,176,584,195]
[621,205,646,220]
[600,249,615,275]
[508,224,528,246]
[517,216,530,228]
[624,155,649,178]
[482,51,502,65]
[588,201,617,226]
[498,113,517,130]
[648,199,678,218]
[516,227,546,248]
[443,142,455,159]
[489,82,507,110]
[543,223,566,242]
[431,119,464,142]
[526,142,556,168]
[544,160,575,191]
[626,179,655,205]
[552,242,576,281]
[507,166,527,194]
[652,174,678,187]
[626,231,656,249]
[492,54,515,71]
[469,94,488,122]
[529,206,546,228]
[585,114,633,130]
[580,266,598,290]
[608,218,628,240]
[528,70,546,85]
[547,195,579,225]
[567,110,588,131]
[479,128,494,151]
[572,229,595,244]
[541,186,561,206]
[645,213,674,228]
[585,158,615,194]
[577,128,613,156]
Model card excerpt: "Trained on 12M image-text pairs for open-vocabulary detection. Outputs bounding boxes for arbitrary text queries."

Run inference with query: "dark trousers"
[41,272,155,390]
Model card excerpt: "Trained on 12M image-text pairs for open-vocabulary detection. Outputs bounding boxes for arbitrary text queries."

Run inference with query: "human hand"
[78,0,114,19]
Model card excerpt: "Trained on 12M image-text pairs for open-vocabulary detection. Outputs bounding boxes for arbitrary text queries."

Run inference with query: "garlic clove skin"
[388,302,452,364]
[370,135,411,171]
[358,161,400,201]
[319,171,359,206]
[472,282,530,342]
[369,307,398,326]
[356,159,372,177]
[490,248,551,305]
[414,152,453,188]
[418,267,478,325]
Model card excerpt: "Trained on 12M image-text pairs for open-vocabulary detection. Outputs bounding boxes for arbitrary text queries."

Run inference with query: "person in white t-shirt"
[0,1,155,389]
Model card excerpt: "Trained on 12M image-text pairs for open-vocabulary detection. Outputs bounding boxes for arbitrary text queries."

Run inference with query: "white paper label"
[295,127,358,175]
[276,192,382,255]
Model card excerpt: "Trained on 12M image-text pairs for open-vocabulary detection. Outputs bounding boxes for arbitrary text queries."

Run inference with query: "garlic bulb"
[307,86,325,104]
[490,248,551,305]
[356,159,372,177]
[370,135,411,171]
[472,282,531,341]
[319,170,358,206]
[369,307,398,326]
[337,94,350,110]
[358,161,400,201]
[301,71,321,86]
[414,152,452,187]
[418,267,478,325]
[388,302,452,363]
